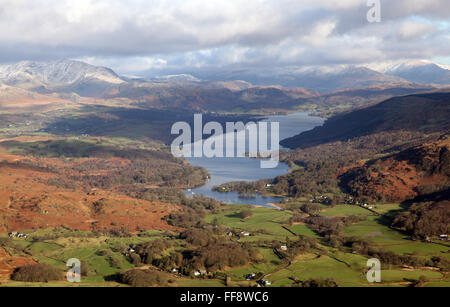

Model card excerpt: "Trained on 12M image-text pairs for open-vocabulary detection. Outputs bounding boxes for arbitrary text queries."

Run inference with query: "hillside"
[0,137,210,233]
[339,137,450,202]
[281,92,450,149]
[0,82,73,110]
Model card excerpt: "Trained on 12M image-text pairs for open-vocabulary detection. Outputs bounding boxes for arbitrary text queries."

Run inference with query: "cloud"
[0,0,448,74]
[397,20,437,40]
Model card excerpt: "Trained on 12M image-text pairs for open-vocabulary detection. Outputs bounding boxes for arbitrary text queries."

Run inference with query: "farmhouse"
[258,280,271,286]
[193,269,207,277]
[123,245,136,256]
[246,273,256,280]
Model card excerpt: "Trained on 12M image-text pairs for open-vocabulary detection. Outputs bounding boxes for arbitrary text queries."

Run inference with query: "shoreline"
[182,112,325,206]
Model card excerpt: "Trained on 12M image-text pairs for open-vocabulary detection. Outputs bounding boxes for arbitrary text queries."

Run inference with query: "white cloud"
[301,21,336,47]
[397,20,436,40]
[0,0,448,74]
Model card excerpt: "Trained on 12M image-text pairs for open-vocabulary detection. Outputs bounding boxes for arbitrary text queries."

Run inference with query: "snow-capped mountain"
[0,59,446,100]
[380,60,450,85]
[193,65,410,92]
[0,60,125,96]
[289,66,409,92]
[153,74,202,83]
[0,59,440,114]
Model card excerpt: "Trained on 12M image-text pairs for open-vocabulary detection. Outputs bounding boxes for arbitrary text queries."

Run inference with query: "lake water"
[185,112,324,206]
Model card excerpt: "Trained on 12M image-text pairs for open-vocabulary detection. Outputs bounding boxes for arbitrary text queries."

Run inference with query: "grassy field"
[285,224,321,238]
[344,216,407,245]
[205,205,294,241]
[369,203,405,215]
[383,242,449,255]
[267,254,366,287]
[321,205,371,217]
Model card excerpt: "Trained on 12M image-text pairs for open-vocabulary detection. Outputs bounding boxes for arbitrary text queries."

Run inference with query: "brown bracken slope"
[0,247,36,282]
[339,137,450,202]
[0,144,181,233]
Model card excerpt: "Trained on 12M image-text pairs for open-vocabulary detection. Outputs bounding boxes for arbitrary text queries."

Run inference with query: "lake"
[185,112,324,206]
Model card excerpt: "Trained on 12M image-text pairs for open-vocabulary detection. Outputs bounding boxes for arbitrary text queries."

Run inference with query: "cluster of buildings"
[8,232,28,239]
[226,230,252,241]
[257,280,272,286]
[245,274,272,286]
[309,195,332,204]
[344,196,376,209]
[362,203,375,210]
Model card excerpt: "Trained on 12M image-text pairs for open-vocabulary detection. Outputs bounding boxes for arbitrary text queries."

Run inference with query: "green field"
[267,255,366,287]
[369,203,405,215]
[205,205,295,241]
[285,224,321,238]
[344,216,407,245]
[321,205,371,217]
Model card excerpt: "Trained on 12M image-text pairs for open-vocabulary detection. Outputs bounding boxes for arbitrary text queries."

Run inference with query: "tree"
[272,241,281,249]
[11,264,62,282]
[130,253,142,266]
[81,262,90,277]
[238,210,253,219]
[120,269,168,287]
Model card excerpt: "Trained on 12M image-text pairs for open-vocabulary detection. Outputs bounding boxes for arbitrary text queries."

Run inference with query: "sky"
[0,0,449,75]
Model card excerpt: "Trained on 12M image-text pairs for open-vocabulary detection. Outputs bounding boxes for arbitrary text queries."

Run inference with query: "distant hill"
[300,83,437,117]
[281,92,450,149]
[0,82,72,110]
[105,79,435,114]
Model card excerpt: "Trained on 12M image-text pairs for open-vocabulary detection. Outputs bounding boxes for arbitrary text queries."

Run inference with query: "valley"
[0,59,448,288]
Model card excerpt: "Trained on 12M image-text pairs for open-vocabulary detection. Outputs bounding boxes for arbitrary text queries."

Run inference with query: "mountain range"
[150,60,450,91]
[0,59,449,114]
[191,66,409,92]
